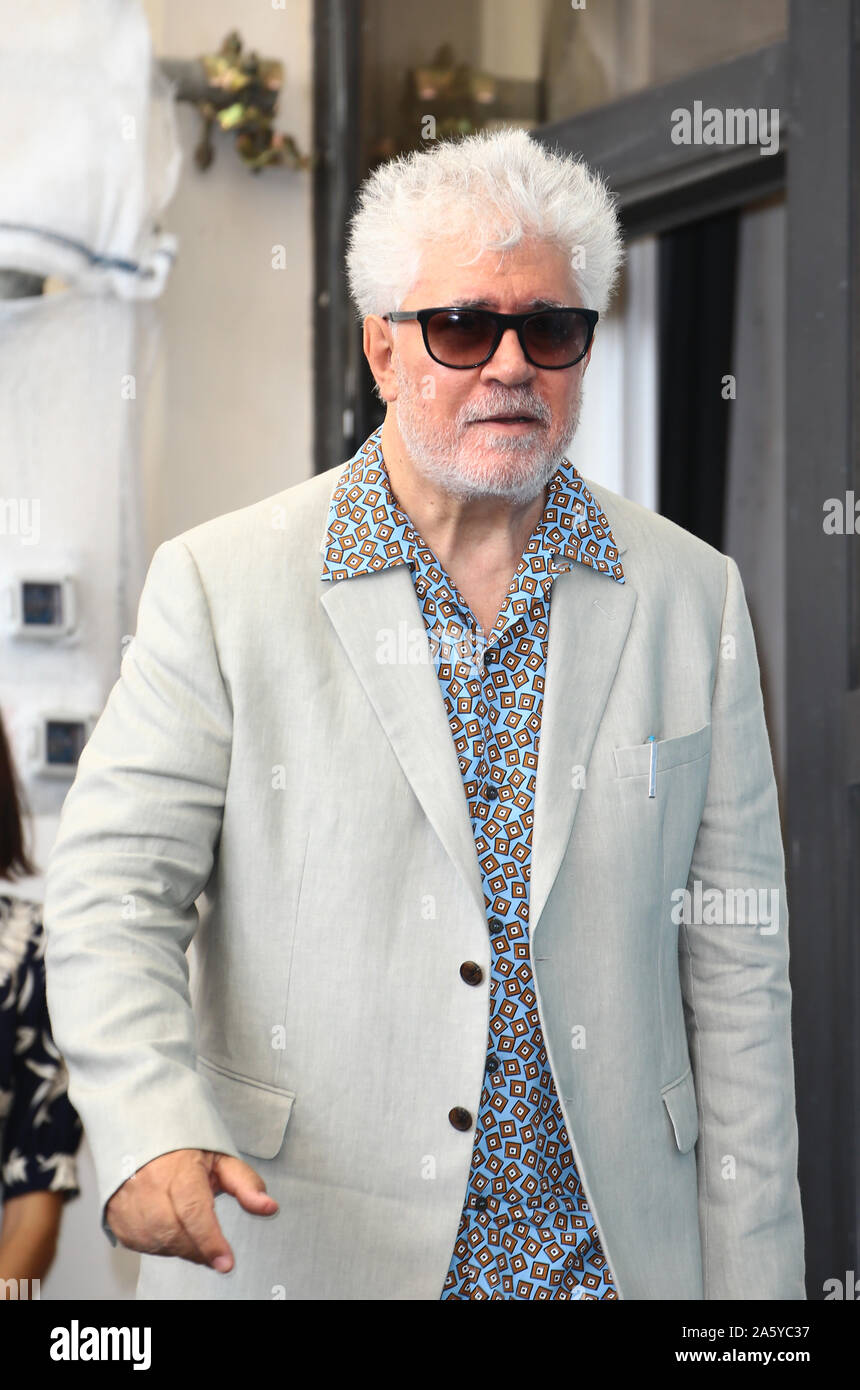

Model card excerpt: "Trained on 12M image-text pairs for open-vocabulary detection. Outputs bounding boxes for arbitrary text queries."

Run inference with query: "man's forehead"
[408,238,576,304]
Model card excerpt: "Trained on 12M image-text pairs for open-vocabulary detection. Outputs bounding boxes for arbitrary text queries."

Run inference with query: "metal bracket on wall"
[162,28,315,175]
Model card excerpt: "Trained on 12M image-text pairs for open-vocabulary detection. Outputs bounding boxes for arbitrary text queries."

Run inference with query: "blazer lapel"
[319,565,487,920]
[529,562,637,940]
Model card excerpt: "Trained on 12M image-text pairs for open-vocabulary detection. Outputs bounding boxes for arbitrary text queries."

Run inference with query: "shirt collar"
[320,424,625,586]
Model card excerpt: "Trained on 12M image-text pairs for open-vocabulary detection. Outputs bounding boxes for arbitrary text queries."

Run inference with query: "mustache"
[462,398,550,423]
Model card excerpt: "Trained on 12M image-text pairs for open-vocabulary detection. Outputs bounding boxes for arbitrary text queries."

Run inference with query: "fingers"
[210,1153,279,1217]
[104,1148,278,1274]
[167,1153,236,1271]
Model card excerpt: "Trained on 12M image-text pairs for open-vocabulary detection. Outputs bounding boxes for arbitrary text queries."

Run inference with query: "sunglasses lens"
[426,310,497,366]
[523,311,589,366]
[424,309,591,367]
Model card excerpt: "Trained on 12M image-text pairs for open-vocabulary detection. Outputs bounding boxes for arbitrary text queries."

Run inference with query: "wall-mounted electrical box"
[3,573,77,640]
[26,710,96,779]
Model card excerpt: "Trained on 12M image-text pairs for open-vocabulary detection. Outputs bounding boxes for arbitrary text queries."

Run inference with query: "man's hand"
[105,1149,278,1273]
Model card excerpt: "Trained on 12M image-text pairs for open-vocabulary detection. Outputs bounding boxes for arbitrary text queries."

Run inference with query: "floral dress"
[0,893,82,1209]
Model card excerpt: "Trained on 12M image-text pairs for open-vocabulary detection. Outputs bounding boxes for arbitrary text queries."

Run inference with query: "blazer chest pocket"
[661,1066,699,1153]
[613,722,711,780]
[198,1056,296,1160]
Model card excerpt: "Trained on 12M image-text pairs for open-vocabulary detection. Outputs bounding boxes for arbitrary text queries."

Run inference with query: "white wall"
[139,0,314,552]
[572,236,659,510]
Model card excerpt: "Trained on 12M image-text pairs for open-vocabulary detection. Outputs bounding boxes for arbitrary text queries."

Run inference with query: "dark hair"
[0,707,37,881]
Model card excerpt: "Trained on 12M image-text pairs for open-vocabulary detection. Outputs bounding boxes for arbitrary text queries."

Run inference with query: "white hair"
[345,126,625,322]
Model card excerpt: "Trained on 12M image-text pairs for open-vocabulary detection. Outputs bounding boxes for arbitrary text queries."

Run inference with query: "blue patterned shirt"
[321,424,624,1299]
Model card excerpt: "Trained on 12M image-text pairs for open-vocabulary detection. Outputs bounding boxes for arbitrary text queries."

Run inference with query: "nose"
[479,325,536,384]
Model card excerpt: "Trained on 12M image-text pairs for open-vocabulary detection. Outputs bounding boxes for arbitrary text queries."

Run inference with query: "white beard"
[392,356,584,504]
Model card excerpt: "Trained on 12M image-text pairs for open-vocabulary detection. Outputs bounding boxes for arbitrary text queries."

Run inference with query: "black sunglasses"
[382,306,598,369]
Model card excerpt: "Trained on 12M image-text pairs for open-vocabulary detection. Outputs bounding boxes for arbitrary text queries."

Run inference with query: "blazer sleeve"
[42,537,241,1248]
[679,553,806,1299]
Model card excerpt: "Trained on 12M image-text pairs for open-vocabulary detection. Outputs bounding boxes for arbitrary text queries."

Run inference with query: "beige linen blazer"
[43,460,806,1300]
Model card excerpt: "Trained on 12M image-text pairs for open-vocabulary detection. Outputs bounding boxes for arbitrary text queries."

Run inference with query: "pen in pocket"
[647,735,657,797]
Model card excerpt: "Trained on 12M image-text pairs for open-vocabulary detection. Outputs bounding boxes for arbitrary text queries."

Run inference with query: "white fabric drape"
[0,0,180,297]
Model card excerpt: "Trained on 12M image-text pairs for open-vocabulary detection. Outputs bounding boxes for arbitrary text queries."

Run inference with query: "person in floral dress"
[0,711,81,1288]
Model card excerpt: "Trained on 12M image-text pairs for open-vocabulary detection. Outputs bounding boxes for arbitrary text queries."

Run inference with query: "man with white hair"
[43,127,805,1300]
